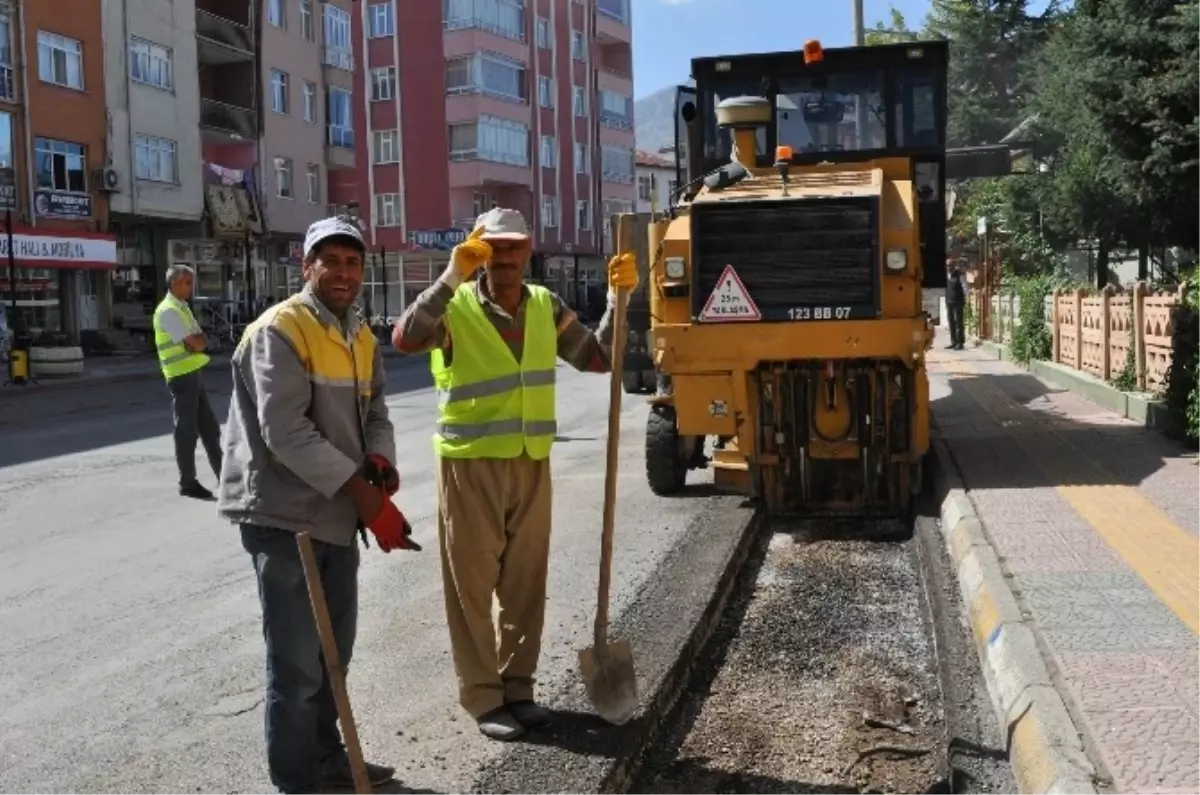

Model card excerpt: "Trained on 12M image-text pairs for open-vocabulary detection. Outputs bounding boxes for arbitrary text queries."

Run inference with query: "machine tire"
[621,369,643,394]
[646,404,687,495]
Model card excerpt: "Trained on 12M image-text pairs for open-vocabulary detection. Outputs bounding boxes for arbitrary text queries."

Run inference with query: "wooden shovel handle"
[595,214,632,649]
[297,532,372,794]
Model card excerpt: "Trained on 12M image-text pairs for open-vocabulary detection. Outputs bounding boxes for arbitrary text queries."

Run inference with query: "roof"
[635,149,674,169]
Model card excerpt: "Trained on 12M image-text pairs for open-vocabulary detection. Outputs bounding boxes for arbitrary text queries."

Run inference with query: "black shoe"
[320,756,396,788]
[508,699,551,727]
[179,481,215,500]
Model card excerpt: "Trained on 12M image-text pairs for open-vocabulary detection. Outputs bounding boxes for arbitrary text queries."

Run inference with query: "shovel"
[578,213,639,726]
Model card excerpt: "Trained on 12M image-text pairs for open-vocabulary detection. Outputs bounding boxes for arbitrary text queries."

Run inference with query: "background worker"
[391,207,638,742]
[945,261,968,350]
[218,216,418,793]
[153,264,221,500]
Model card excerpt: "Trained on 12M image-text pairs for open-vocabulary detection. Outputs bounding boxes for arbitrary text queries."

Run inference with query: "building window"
[267,0,285,28]
[535,17,550,49]
[373,130,399,163]
[375,193,401,227]
[323,5,354,71]
[327,87,353,148]
[307,164,320,203]
[444,0,525,42]
[35,137,86,193]
[300,0,315,41]
[597,0,628,24]
[129,38,172,91]
[134,134,177,183]
[573,86,587,117]
[599,89,632,130]
[0,17,14,101]
[539,135,555,168]
[575,142,589,174]
[445,52,526,104]
[637,174,652,201]
[571,30,584,60]
[369,2,395,37]
[270,69,288,114]
[303,81,316,122]
[274,157,293,198]
[37,31,83,90]
[601,145,634,184]
[541,195,558,228]
[448,115,529,167]
[577,200,591,231]
[537,76,553,108]
[0,111,12,168]
[370,67,395,102]
[472,192,489,216]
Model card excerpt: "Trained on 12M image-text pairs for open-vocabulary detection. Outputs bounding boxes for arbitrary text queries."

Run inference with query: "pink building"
[350,0,635,316]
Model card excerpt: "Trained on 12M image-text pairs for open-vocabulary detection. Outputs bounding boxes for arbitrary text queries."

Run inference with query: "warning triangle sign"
[699,265,761,322]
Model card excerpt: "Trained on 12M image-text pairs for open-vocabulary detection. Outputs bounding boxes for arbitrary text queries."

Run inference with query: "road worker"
[153,263,222,500]
[217,215,418,793]
[392,207,638,741]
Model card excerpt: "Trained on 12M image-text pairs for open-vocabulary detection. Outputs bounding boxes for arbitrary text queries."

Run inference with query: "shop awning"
[0,227,119,270]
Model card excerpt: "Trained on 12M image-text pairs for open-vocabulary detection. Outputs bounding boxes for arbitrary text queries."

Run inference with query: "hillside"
[634,80,692,152]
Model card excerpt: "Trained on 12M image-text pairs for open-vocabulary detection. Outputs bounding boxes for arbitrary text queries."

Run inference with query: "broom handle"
[297,532,372,795]
[595,214,632,649]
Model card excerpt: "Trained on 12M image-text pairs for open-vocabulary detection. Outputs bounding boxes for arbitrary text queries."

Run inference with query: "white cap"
[473,207,530,241]
[304,216,366,258]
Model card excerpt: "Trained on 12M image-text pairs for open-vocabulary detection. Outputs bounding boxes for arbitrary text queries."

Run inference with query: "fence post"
[1133,281,1148,390]
[1051,288,1061,363]
[1073,288,1085,371]
[1101,284,1115,380]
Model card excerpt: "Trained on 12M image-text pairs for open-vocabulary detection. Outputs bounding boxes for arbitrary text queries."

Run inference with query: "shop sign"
[408,228,467,252]
[34,190,92,220]
[0,168,16,212]
[0,230,118,269]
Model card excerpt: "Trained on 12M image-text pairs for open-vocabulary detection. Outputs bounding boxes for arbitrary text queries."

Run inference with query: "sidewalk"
[928,346,1198,794]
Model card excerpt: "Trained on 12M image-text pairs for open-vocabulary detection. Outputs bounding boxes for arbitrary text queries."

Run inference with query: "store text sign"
[0,231,118,269]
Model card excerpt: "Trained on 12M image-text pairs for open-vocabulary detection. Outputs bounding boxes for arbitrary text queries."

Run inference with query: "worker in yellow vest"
[392,207,638,741]
[153,264,222,500]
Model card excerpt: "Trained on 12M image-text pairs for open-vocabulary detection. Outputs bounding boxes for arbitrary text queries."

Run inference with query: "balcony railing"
[196,9,253,53]
[200,98,257,138]
[328,125,354,149]
[0,64,13,102]
[323,46,354,72]
[600,110,632,132]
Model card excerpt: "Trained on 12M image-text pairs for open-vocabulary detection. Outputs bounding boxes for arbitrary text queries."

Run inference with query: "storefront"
[0,227,118,342]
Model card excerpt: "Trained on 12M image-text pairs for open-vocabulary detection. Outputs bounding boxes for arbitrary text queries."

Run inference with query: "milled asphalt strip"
[930,437,1100,794]
[472,494,762,794]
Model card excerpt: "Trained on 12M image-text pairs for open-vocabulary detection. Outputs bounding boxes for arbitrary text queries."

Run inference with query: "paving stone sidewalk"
[928,346,1199,795]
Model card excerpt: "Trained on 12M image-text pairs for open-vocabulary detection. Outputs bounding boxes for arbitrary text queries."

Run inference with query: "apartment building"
[634,149,676,215]
[352,0,636,317]
[0,0,120,344]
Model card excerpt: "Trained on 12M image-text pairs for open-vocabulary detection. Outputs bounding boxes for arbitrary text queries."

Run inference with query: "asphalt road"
[0,357,746,793]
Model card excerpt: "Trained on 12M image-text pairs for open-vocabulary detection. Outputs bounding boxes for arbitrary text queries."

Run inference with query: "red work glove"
[365,453,399,495]
[365,496,422,553]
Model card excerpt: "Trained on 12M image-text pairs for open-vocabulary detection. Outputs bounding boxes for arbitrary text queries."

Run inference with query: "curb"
[930,438,1098,795]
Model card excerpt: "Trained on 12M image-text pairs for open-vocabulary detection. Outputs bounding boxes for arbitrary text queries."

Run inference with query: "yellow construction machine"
[643,39,952,519]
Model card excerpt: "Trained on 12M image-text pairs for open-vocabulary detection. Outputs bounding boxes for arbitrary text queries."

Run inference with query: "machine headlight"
[664,256,686,279]
[885,249,908,272]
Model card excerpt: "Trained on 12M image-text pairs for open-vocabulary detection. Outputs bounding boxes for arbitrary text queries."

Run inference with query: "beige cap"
[474,207,530,241]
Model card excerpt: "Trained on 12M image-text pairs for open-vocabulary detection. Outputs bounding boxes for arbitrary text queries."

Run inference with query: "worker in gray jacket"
[217,216,418,794]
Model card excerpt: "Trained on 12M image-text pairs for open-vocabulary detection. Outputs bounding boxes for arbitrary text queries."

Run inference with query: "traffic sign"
[699,264,761,322]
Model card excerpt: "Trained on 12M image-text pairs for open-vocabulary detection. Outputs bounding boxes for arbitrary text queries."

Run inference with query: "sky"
[630,0,936,99]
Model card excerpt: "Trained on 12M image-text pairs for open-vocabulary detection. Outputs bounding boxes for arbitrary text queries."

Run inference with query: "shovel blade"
[578,640,638,726]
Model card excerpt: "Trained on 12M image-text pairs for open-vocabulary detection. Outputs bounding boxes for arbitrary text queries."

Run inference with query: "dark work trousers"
[166,369,222,486]
[946,302,966,348]
[241,524,360,794]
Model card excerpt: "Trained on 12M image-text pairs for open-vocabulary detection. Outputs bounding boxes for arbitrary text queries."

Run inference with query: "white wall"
[103,0,204,221]
[635,163,676,214]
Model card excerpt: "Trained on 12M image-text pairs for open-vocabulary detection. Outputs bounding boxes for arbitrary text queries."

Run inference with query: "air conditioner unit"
[94,167,121,192]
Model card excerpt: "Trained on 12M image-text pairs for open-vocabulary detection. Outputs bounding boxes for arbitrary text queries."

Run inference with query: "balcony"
[448,157,533,190]
[200,98,256,140]
[326,125,355,170]
[595,0,631,43]
[196,9,254,64]
[323,46,354,73]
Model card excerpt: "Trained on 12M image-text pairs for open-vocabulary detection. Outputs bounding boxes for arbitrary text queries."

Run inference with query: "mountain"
[634,80,693,152]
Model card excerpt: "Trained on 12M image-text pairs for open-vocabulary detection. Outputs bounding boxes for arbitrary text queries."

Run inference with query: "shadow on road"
[0,358,434,470]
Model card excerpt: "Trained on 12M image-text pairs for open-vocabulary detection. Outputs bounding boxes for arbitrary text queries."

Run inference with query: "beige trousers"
[436,453,553,718]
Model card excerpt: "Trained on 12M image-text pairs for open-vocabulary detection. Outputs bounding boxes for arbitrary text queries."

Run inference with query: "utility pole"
[852,0,868,149]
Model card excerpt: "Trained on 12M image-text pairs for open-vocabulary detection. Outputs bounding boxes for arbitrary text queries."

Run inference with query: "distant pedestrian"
[153,264,221,500]
[218,216,419,793]
[391,207,638,741]
[945,263,967,350]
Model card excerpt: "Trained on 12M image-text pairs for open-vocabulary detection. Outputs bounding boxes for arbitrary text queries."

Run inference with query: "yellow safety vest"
[431,283,558,459]
[153,295,210,380]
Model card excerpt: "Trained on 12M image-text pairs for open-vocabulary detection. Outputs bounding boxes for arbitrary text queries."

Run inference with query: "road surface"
[0,357,745,793]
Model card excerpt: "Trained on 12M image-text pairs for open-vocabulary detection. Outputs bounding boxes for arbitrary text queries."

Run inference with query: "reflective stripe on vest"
[153,296,209,380]
[430,282,558,459]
